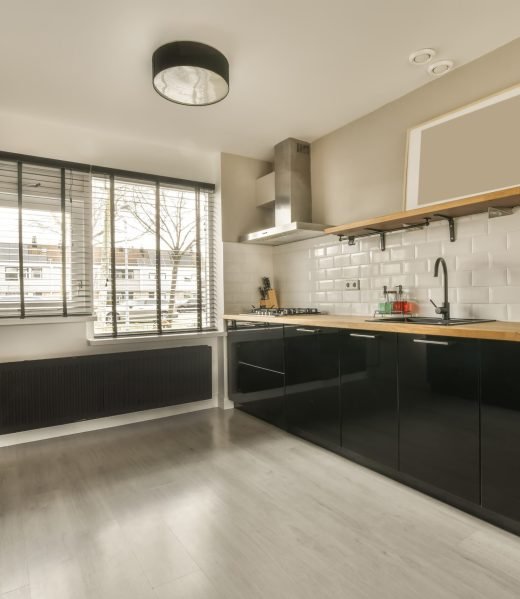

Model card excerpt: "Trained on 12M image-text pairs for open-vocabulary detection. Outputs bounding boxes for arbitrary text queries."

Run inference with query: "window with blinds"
[0,157,92,318]
[92,173,216,337]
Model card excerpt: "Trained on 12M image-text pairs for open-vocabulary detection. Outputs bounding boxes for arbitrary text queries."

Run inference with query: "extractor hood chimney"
[239,138,328,245]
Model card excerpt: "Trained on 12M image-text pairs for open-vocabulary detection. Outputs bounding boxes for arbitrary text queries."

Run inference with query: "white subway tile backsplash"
[390,246,414,262]
[491,252,520,269]
[508,268,520,286]
[341,242,360,254]
[441,237,472,256]
[403,259,428,274]
[487,208,520,234]
[507,230,520,250]
[342,265,360,278]
[359,237,381,252]
[318,280,334,291]
[380,263,402,275]
[427,223,452,242]
[457,287,489,304]
[490,286,520,304]
[224,242,275,313]
[351,252,370,265]
[333,254,351,267]
[449,270,472,287]
[416,273,441,288]
[370,250,391,263]
[326,267,342,280]
[219,211,520,321]
[401,228,427,246]
[360,264,380,277]
[326,291,343,303]
[507,304,520,322]
[390,274,414,288]
[471,304,508,320]
[416,241,442,259]
[456,214,488,238]
[319,256,334,269]
[472,233,507,254]
[472,269,507,287]
[457,253,489,271]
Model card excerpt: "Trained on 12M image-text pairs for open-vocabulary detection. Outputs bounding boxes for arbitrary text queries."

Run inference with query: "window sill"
[87,330,225,347]
[0,315,96,327]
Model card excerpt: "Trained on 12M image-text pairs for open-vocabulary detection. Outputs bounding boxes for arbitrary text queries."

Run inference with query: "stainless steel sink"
[365,316,495,326]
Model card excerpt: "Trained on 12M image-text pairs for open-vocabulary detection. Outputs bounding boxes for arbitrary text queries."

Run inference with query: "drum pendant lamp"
[152,41,229,106]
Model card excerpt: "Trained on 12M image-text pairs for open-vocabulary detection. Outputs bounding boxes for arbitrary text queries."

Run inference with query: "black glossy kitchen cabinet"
[481,341,520,522]
[340,330,398,468]
[284,326,340,448]
[228,323,285,427]
[398,334,480,503]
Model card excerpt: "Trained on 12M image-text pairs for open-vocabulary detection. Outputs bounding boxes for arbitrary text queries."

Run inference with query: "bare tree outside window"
[92,176,210,337]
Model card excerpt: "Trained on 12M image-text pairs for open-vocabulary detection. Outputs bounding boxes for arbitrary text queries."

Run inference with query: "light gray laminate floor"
[1,408,520,599]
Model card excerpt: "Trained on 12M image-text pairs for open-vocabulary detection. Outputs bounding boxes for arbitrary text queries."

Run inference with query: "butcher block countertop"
[223,313,520,343]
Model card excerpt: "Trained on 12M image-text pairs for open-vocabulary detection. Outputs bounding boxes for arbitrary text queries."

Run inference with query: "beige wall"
[221,152,273,242]
[311,37,520,226]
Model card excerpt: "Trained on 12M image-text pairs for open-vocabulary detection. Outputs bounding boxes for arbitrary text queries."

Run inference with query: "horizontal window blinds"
[92,175,216,337]
[0,159,92,318]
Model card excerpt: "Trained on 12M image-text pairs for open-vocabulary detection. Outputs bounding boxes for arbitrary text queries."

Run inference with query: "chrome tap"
[431,257,450,321]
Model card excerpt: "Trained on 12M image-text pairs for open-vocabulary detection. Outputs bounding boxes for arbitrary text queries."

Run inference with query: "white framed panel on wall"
[405,83,520,210]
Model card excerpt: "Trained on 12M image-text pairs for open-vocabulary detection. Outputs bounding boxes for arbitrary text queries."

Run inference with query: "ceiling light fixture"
[408,48,436,65]
[152,41,229,106]
[428,59,454,76]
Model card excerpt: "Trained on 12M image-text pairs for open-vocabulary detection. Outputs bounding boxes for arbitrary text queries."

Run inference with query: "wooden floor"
[1,409,520,599]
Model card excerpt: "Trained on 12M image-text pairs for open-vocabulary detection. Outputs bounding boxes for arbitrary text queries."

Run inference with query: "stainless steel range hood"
[240,138,328,245]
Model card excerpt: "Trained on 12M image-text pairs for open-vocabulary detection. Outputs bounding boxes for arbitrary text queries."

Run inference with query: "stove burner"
[250,307,320,317]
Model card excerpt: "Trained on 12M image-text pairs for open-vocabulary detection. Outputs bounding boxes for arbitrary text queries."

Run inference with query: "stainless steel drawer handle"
[350,333,376,339]
[296,328,320,333]
[413,339,450,346]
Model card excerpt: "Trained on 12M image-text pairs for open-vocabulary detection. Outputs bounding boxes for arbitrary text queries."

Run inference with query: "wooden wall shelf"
[324,186,520,248]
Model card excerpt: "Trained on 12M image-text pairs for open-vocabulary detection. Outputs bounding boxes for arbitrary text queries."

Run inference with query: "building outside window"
[0,154,215,331]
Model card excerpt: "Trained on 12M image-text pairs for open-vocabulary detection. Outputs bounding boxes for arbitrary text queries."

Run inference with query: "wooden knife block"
[260,289,279,308]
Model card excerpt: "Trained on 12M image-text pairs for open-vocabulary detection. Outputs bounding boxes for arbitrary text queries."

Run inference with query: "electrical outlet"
[345,279,360,290]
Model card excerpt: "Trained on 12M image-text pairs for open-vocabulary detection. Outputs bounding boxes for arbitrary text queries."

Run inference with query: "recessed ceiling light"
[428,60,454,76]
[409,48,436,65]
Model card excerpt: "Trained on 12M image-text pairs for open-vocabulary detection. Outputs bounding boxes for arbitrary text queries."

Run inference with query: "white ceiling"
[1,0,519,161]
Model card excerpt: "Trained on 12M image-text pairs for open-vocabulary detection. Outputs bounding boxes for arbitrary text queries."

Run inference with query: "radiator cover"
[0,346,212,434]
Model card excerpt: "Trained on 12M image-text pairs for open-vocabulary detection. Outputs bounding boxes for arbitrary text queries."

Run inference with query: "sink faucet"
[431,257,450,321]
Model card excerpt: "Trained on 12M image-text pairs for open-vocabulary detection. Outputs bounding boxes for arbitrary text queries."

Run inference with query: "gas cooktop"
[243,307,321,317]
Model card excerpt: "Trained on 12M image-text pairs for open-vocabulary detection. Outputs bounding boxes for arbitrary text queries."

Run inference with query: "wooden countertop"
[223,313,520,342]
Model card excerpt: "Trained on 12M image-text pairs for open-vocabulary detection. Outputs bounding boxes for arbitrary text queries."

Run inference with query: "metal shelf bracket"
[433,214,456,242]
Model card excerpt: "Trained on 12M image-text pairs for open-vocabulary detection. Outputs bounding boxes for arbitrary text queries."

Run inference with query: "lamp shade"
[152,41,229,106]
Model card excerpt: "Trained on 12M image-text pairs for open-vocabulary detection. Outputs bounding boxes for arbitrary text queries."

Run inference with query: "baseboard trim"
[0,398,218,447]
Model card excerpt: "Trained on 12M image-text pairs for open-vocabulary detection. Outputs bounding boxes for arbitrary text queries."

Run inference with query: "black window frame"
[0,151,94,318]
[0,151,216,330]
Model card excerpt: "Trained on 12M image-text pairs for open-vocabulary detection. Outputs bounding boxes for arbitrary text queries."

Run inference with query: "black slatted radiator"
[0,346,212,434]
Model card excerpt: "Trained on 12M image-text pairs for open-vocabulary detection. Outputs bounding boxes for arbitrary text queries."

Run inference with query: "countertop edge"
[223,314,520,343]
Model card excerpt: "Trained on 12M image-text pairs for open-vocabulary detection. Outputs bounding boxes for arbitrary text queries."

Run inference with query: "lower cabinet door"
[481,340,520,522]
[228,325,285,428]
[235,364,285,427]
[398,334,480,503]
[285,326,340,448]
[340,330,398,469]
